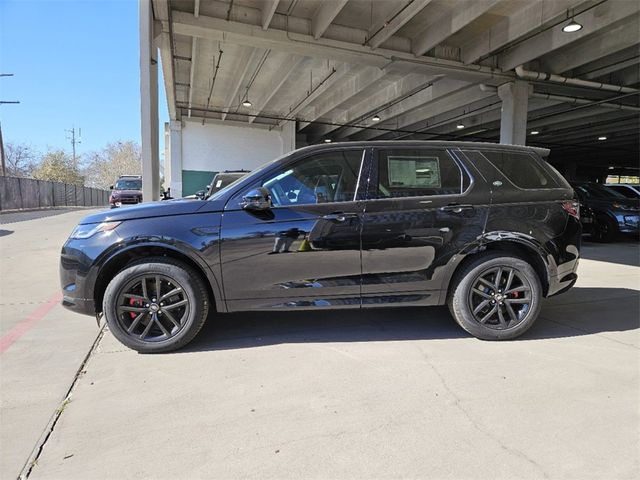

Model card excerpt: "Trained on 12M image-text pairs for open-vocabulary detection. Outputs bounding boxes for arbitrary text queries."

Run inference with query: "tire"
[102,257,210,353]
[591,215,617,243]
[448,253,542,340]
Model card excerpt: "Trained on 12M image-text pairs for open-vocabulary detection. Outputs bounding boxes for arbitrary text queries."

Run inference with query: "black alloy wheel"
[103,257,209,353]
[448,253,542,340]
[468,266,532,330]
[116,274,189,342]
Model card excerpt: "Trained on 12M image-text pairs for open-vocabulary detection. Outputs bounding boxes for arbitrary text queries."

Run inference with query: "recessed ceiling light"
[598,136,607,141]
[242,99,252,107]
[456,123,465,129]
[530,130,539,135]
[324,139,332,143]
[562,19,583,33]
[608,166,615,170]
[372,115,381,122]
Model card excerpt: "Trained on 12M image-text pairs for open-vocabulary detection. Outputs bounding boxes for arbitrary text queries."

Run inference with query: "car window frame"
[365,146,473,202]
[464,148,567,192]
[224,147,370,211]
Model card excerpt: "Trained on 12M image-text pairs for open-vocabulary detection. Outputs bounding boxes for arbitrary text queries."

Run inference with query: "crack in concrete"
[415,345,551,479]
[17,325,106,480]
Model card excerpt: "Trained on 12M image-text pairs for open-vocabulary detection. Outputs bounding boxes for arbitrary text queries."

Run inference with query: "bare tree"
[84,141,141,189]
[5,142,37,177]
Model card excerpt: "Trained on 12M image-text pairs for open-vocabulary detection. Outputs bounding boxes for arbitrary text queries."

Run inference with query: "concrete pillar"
[498,81,530,146]
[281,120,296,154]
[168,120,183,198]
[140,0,160,202]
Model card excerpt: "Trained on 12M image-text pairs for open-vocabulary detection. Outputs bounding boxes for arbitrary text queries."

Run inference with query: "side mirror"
[195,190,206,200]
[241,188,272,211]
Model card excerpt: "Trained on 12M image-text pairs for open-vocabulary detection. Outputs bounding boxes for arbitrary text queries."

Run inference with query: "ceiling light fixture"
[456,123,465,129]
[242,99,252,107]
[324,139,332,143]
[372,115,381,122]
[530,130,539,135]
[598,136,607,141]
[562,19,583,33]
[608,166,615,170]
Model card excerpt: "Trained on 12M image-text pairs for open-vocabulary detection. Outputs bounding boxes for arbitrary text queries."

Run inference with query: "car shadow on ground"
[179,286,639,353]
[0,208,88,225]
[580,237,639,267]
[0,229,13,237]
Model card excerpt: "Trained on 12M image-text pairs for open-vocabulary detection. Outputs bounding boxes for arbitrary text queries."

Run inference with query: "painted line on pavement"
[0,293,63,354]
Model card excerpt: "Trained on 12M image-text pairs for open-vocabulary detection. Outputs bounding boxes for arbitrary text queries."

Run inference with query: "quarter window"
[375,149,464,198]
[479,151,560,189]
[260,150,363,206]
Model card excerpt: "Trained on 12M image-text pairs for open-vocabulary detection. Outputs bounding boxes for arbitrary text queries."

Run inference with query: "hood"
[79,199,222,224]
[111,189,141,196]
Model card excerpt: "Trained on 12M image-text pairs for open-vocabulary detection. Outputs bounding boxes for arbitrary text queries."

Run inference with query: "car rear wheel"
[102,257,209,353]
[448,253,542,340]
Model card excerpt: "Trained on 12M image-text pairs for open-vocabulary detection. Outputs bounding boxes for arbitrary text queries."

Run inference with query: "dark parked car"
[109,175,142,208]
[570,182,640,242]
[605,184,640,199]
[61,141,581,352]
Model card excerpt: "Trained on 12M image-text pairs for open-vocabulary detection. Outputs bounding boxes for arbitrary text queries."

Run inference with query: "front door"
[220,148,367,311]
[360,146,486,305]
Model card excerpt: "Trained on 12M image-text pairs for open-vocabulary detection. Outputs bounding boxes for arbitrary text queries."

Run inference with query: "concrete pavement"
[1,209,638,479]
[0,209,102,480]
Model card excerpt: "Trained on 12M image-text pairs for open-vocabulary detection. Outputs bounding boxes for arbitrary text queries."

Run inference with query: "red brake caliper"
[129,298,143,318]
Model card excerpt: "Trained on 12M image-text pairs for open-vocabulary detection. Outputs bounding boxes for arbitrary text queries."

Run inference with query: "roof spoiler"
[530,146,550,158]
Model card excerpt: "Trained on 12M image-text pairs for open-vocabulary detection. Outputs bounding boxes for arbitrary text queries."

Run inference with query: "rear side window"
[375,148,464,198]
[480,151,560,189]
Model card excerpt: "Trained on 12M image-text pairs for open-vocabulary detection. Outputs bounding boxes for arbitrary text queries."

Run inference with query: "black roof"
[295,140,550,158]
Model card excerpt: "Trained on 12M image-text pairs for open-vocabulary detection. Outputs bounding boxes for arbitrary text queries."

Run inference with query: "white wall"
[181,120,294,173]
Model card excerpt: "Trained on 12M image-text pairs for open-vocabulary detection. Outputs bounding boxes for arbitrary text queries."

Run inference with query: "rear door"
[359,146,487,305]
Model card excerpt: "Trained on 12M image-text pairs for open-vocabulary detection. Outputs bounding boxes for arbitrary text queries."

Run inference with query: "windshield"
[575,183,627,199]
[208,152,292,201]
[114,179,142,190]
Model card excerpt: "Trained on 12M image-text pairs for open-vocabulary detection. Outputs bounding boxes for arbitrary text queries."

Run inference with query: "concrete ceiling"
[153,0,640,171]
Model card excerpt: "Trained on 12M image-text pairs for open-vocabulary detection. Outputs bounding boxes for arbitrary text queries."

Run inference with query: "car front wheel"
[448,253,542,340]
[102,257,209,353]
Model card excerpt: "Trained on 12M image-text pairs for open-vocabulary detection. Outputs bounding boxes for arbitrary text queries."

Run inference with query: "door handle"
[439,204,474,214]
[322,213,357,222]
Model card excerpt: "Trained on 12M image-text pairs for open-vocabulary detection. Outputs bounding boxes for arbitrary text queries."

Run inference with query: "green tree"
[32,149,84,185]
[84,141,141,189]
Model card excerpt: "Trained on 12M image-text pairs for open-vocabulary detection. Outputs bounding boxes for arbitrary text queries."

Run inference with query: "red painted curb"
[0,293,63,354]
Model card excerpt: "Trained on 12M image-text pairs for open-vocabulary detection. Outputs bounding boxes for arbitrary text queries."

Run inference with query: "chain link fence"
[0,176,110,211]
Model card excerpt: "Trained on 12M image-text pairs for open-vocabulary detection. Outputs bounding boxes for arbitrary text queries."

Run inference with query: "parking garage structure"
[140,0,639,199]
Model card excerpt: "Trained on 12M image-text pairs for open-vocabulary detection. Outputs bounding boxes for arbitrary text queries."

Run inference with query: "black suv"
[61,142,580,352]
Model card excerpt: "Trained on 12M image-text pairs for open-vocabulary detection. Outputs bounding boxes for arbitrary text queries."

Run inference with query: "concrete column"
[281,120,296,154]
[140,0,160,202]
[498,81,530,146]
[168,120,183,198]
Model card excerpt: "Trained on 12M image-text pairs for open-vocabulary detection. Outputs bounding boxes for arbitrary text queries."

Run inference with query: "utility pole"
[0,73,20,176]
[65,126,82,164]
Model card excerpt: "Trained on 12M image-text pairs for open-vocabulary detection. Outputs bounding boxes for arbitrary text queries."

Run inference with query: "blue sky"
[0,0,168,156]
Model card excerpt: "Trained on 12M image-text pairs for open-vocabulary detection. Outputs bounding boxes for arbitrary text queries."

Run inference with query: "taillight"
[562,200,580,219]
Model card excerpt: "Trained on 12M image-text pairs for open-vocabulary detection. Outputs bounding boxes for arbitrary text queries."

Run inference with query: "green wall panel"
[182,170,217,196]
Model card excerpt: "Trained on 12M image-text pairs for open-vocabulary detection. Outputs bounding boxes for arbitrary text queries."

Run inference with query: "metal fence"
[0,176,110,211]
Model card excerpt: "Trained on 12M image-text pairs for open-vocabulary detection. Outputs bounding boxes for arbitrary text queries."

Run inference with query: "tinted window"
[574,183,626,199]
[607,185,639,198]
[261,150,363,206]
[375,148,463,198]
[480,151,560,189]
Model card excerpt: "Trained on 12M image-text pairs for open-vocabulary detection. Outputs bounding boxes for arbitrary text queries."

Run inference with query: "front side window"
[261,149,363,207]
[375,148,463,198]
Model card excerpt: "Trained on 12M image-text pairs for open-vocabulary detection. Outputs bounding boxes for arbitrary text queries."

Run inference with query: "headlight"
[612,203,639,212]
[70,221,120,239]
